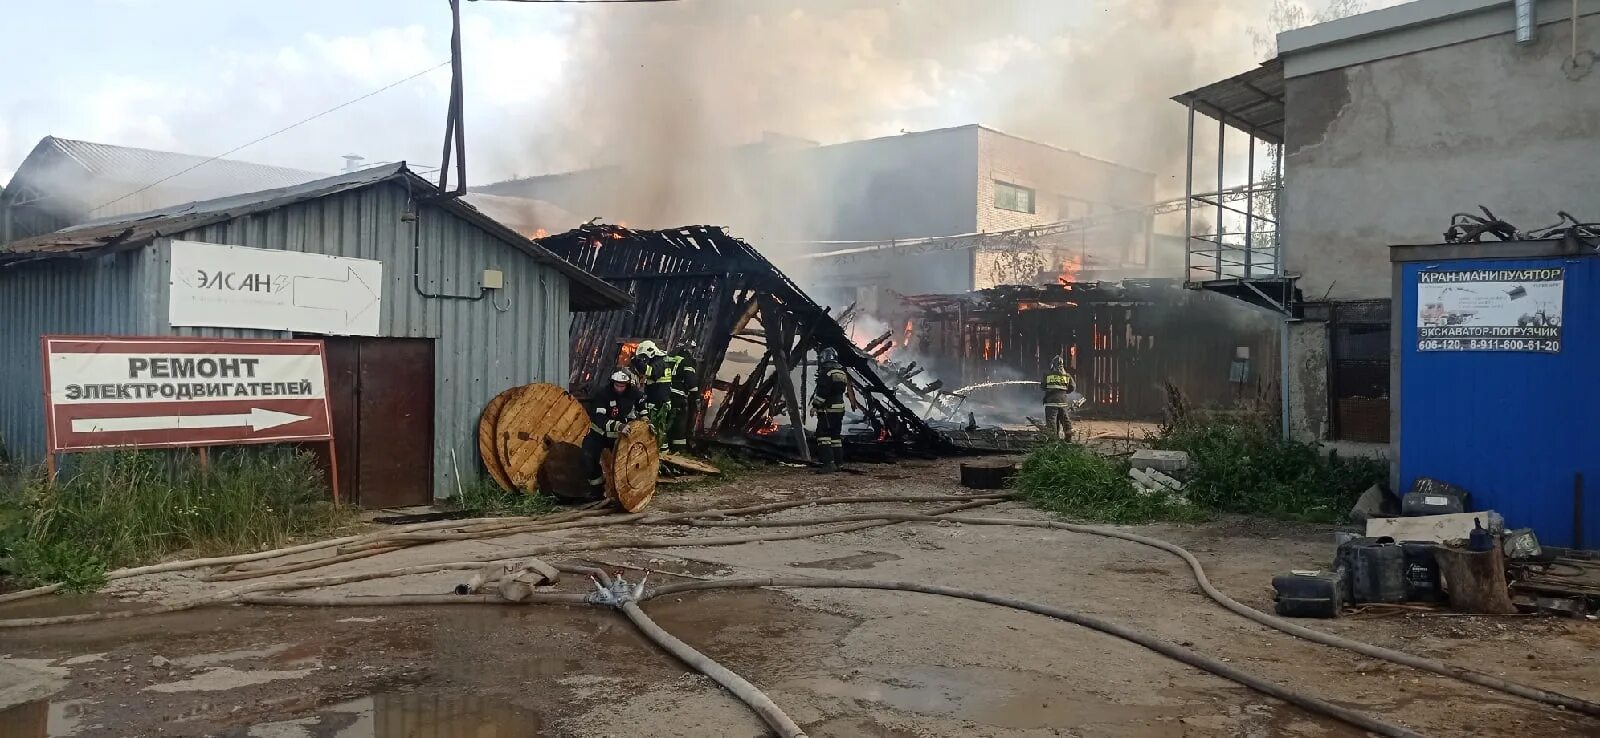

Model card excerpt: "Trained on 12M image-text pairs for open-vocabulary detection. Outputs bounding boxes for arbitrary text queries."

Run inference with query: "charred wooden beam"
[759,297,811,463]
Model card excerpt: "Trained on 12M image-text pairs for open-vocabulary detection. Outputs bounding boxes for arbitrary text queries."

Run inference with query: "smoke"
[500,1,1280,208]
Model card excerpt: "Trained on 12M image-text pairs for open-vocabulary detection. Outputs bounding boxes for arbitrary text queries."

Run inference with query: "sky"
[0,0,1403,190]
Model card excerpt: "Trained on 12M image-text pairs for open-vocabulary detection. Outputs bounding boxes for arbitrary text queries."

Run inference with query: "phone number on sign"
[1419,338,1561,352]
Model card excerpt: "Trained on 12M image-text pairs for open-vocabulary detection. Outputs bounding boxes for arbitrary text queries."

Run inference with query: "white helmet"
[636,340,663,359]
[610,370,631,383]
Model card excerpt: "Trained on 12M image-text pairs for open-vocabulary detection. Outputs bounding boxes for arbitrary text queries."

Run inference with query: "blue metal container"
[1393,243,1599,549]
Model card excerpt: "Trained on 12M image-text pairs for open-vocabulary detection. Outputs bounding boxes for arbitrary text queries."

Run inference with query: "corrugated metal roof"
[44,136,322,207]
[0,163,631,312]
[1171,58,1286,144]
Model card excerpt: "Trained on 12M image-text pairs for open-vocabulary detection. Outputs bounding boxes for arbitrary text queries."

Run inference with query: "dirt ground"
[4,458,1598,738]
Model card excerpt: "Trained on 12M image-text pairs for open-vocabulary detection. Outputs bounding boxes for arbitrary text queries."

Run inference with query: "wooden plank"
[1365,513,1496,544]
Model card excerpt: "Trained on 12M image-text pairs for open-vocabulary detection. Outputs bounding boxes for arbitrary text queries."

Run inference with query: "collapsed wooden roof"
[538,223,949,460]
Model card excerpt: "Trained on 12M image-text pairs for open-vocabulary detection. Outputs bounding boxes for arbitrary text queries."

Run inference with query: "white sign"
[169,240,383,336]
[48,351,328,405]
[1417,267,1564,353]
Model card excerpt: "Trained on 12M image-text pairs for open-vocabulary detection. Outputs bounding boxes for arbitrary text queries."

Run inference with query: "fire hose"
[3,495,1596,729]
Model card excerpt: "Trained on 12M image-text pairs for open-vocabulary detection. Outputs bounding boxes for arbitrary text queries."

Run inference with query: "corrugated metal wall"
[0,250,157,460]
[1398,255,1599,548]
[0,181,573,500]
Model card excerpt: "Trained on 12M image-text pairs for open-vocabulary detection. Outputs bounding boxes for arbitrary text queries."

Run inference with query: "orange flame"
[533,228,549,239]
[1057,254,1084,285]
[752,415,780,436]
[981,337,1004,361]
[617,341,640,369]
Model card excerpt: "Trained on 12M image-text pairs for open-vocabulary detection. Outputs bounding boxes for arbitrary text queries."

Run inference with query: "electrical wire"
[86,60,450,216]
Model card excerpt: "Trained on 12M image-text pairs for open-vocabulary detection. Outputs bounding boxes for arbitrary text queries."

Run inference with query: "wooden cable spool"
[609,420,660,512]
[496,383,590,493]
[477,386,523,492]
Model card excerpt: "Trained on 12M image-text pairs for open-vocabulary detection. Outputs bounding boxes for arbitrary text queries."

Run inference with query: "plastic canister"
[1273,570,1344,618]
[1350,539,1407,604]
[1399,541,1443,602]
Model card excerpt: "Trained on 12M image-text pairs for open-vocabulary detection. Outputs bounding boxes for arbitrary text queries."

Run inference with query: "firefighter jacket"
[1042,371,1076,408]
[812,362,849,413]
[664,354,698,400]
[586,382,643,438]
[631,354,672,406]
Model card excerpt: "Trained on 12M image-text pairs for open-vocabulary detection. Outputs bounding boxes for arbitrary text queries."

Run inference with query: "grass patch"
[447,477,559,517]
[0,447,350,591]
[1149,384,1385,524]
[1157,421,1383,523]
[699,450,755,482]
[1015,441,1202,524]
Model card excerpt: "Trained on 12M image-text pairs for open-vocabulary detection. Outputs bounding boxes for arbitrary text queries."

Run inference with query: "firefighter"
[1041,355,1076,442]
[810,346,849,472]
[663,339,700,453]
[631,340,672,441]
[582,370,643,500]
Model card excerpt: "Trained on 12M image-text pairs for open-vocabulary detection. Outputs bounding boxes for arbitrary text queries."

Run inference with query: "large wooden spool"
[494,383,589,493]
[477,387,522,492]
[610,420,660,512]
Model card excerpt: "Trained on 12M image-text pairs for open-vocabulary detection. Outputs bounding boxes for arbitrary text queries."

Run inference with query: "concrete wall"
[1287,320,1330,442]
[976,128,1156,281]
[1283,17,1600,302]
[1279,8,1599,443]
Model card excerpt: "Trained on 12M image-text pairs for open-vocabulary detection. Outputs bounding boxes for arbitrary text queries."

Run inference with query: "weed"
[0,447,350,588]
[449,477,558,517]
[1158,421,1382,523]
[699,450,754,481]
[1015,442,1202,524]
[1153,384,1385,524]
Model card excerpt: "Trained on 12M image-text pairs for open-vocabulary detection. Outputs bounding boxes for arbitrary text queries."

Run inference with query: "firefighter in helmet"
[810,346,849,472]
[1041,355,1076,442]
[582,370,643,500]
[630,340,673,440]
[663,338,700,453]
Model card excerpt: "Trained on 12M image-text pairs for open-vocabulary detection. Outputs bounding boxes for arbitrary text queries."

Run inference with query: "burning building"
[883,280,1280,424]
[536,223,948,461]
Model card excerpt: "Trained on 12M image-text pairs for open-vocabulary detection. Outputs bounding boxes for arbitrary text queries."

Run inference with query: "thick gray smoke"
[501,1,1300,205]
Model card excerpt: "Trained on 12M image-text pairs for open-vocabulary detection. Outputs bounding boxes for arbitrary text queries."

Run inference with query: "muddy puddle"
[788,664,1188,732]
[227,694,544,737]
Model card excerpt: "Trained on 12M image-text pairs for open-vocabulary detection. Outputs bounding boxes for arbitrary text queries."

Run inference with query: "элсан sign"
[168,240,383,336]
[43,336,334,452]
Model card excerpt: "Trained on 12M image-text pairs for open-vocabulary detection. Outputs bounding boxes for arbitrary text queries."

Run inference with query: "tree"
[1252,0,1370,57]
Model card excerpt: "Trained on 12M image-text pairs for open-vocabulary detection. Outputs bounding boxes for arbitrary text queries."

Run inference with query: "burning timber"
[538,223,951,462]
[885,281,1281,423]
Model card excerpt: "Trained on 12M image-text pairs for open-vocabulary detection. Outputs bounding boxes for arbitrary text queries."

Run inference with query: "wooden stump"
[536,440,590,501]
[1435,545,1518,615]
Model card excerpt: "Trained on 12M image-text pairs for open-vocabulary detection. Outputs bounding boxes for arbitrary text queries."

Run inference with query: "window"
[993,181,1035,214]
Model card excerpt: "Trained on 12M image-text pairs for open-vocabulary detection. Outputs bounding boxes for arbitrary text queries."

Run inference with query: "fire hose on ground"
[2,494,1596,731]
